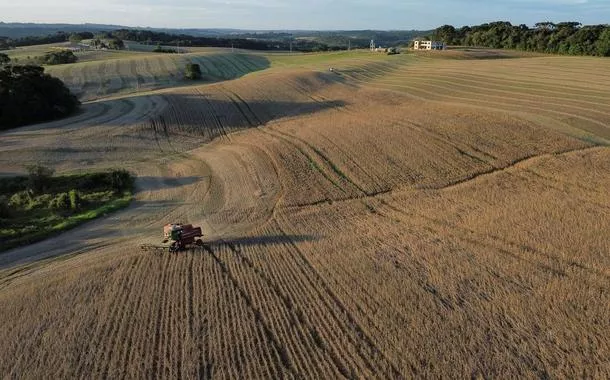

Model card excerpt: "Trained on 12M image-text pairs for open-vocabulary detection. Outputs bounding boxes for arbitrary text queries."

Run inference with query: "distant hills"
[0,22,244,38]
[0,22,430,47]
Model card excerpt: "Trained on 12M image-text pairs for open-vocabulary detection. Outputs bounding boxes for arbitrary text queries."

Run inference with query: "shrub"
[0,53,9,66]
[109,169,134,194]
[39,50,77,65]
[184,63,202,80]
[9,190,33,208]
[26,164,55,193]
[153,44,177,53]
[50,192,70,210]
[69,189,80,210]
[107,38,125,50]
[28,194,52,210]
[0,195,11,217]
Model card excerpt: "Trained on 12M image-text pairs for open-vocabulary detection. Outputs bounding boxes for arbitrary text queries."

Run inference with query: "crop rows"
[46,52,269,101]
[335,55,610,144]
[1,52,609,378]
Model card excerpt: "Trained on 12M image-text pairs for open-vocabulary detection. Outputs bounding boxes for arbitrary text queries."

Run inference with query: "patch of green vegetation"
[0,166,134,253]
[153,44,178,54]
[0,65,79,129]
[39,50,78,65]
[184,63,202,80]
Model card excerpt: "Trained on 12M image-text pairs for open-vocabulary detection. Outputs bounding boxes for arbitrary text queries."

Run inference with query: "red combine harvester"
[141,223,205,253]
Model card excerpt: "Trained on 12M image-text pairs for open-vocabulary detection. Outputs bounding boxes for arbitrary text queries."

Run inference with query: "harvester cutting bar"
[140,244,210,254]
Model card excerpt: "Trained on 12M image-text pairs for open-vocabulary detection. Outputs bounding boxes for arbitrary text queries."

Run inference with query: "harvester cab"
[163,223,183,243]
[161,223,205,252]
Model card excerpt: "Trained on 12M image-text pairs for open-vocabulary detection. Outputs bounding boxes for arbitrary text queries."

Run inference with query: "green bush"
[39,50,78,65]
[26,164,55,193]
[107,38,125,50]
[81,190,113,203]
[9,190,33,208]
[153,44,177,53]
[0,53,9,66]
[69,189,80,210]
[0,195,11,217]
[50,192,70,210]
[109,169,134,194]
[28,194,52,210]
[184,63,202,80]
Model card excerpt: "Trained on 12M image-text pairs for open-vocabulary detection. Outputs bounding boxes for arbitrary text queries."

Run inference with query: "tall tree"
[0,65,79,129]
[432,21,610,57]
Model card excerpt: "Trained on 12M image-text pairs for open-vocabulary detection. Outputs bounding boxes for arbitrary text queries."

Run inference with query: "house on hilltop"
[413,40,446,51]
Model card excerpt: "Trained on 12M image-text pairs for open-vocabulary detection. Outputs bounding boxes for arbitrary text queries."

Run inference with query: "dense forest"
[432,22,610,56]
[0,65,79,129]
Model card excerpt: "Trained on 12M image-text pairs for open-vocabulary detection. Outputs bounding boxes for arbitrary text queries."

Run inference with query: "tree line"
[0,31,92,48]
[109,29,341,52]
[0,29,342,52]
[0,64,79,129]
[432,22,610,56]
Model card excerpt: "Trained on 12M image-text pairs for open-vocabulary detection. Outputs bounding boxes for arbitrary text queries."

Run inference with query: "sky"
[0,0,609,30]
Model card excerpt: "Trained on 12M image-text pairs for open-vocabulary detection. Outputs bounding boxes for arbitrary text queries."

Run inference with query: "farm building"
[413,40,446,50]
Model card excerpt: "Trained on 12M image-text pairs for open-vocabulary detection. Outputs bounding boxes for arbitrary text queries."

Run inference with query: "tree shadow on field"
[136,92,347,143]
[134,176,204,192]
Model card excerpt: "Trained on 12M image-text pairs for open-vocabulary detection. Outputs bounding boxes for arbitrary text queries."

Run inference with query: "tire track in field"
[418,145,598,191]
[219,244,318,376]
[204,245,299,378]
[261,128,349,197]
[91,256,145,377]
[241,231,383,377]
[361,79,610,140]
[218,239,361,377]
[268,221,406,379]
[375,196,609,283]
[380,76,610,128]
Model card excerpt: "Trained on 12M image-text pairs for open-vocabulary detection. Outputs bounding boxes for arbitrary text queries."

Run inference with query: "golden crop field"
[43,51,270,101]
[0,48,609,378]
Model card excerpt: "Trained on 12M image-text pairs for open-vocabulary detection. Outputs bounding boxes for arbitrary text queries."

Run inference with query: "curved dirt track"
[1,54,609,378]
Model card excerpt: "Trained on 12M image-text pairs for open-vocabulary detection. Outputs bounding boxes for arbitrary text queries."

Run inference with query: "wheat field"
[42,50,270,100]
[0,49,608,378]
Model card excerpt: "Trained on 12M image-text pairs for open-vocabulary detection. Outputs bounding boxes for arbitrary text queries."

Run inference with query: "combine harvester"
[141,223,206,253]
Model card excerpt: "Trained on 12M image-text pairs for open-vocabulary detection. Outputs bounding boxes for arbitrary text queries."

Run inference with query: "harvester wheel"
[195,239,204,247]
[169,242,180,253]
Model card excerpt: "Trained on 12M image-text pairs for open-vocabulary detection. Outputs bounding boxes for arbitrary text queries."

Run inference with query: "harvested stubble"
[1,51,609,378]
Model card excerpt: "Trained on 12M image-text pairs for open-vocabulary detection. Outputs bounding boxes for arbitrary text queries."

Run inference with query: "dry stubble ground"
[0,50,609,378]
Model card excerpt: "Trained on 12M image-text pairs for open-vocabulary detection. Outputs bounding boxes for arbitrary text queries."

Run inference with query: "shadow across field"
[54,52,272,102]
[143,93,347,142]
[135,176,204,192]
